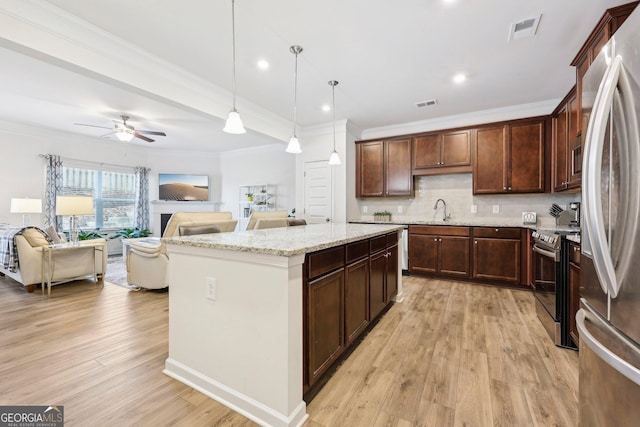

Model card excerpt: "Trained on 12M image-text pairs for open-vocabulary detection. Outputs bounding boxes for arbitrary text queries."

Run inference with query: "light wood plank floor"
[0,273,578,426]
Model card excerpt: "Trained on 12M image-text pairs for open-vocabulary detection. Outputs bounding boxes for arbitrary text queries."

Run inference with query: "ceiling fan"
[74,115,167,143]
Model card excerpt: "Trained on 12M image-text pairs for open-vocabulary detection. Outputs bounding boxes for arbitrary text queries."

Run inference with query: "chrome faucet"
[434,198,448,221]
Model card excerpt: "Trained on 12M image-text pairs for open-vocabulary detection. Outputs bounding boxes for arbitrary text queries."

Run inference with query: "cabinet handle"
[508,187,512,191]
[474,240,478,244]
[503,186,507,190]
[495,228,499,232]
[434,238,438,242]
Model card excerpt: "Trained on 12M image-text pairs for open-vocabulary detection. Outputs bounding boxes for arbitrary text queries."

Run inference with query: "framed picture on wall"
[158,174,209,201]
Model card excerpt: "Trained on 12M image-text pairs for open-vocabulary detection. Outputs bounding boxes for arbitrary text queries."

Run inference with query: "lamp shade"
[56,196,94,216]
[10,198,42,214]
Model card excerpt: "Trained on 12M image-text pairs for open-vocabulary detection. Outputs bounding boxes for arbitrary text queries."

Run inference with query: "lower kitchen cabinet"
[304,231,400,393]
[472,227,521,284]
[409,225,471,278]
[568,241,581,346]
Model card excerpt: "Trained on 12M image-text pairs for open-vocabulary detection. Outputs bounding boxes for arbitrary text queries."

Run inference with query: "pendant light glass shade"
[224,0,246,135]
[286,137,302,153]
[328,80,341,165]
[115,130,134,142]
[224,110,245,134]
[286,45,304,153]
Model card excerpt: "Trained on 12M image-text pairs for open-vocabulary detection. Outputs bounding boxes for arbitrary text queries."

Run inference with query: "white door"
[304,160,332,223]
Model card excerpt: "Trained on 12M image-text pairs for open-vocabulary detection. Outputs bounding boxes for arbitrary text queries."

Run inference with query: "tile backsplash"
[355,174,580,228]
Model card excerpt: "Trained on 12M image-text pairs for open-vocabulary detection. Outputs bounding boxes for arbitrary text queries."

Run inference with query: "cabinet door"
[408,234,439,274]
[509,120,545,193]
[413,134,441,170]
[473,126,507,193]
[442,130,471,167]
[439,236,471,277]
[473,237,521,283]
[370,251,387,319]
[345,258,369,345]
[385,138,413,196]
[553,105,569,192]
[307,268,345,386]
[357,141,384,197]
[386,244,398,302]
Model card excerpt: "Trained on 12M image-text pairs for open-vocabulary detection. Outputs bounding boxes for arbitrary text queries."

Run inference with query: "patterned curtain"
[134,166,150,230]
[43,154,63,229]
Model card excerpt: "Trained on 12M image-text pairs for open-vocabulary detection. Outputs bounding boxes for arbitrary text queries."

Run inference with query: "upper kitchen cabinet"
[473,117,547,194]
[569,1,638,183]
[552,87,581,192]
[412,129,472,175]
[356,138,414,198]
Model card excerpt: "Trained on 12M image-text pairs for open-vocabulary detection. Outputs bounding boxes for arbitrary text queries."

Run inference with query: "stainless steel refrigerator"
[579,5,640,426]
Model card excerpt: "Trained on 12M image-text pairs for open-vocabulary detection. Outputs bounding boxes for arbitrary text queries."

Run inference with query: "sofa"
[0,227,108,293]
[126,212,237,289]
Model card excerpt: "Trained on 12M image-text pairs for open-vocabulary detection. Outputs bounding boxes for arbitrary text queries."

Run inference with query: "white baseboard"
[163,358,308,427]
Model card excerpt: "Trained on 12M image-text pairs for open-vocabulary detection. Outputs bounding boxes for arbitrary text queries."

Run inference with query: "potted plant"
[373,210,392,222]
[78,228,108,240]
[246,193,254,202]
[110,227,151,240]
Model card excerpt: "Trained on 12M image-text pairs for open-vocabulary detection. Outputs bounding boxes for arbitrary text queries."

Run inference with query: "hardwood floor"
[0,273,578,426]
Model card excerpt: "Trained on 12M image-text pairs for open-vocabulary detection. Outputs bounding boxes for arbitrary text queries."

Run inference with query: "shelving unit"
[239,184,277,230]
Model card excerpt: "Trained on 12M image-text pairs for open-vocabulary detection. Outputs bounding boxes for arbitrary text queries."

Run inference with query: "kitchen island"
[162,223,404,427]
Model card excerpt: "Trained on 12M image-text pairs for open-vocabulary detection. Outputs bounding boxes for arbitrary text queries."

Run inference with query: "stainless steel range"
[531,229,576,349]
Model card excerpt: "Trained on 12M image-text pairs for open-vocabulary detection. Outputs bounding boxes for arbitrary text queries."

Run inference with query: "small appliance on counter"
[548,202,580,228]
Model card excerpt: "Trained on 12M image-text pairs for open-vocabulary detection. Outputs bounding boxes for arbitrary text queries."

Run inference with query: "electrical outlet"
[206,277,217,300]
[471,205,477,213]
[492,205,500,214]
[362,206,368,213]
[397,205,403,213]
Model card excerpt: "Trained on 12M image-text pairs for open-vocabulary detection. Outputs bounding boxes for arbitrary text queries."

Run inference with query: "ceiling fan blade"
[136,130,166,136]
[75,123,112,130]
[134,132,154,143]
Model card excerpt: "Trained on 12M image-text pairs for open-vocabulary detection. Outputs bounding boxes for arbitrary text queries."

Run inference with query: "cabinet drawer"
[307,245,345,279]
[370,235,387,253]
[569,242,581,265]
[473,227,521,239]
[346,240,369,264]
[386,231,399,247]
[409,225,470,237]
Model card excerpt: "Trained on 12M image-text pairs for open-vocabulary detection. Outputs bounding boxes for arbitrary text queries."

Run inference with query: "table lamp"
[10,198,42,227]
[56,196,94,245]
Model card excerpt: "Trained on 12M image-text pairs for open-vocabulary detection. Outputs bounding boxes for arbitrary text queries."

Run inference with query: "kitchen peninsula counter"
[163,223,403,427]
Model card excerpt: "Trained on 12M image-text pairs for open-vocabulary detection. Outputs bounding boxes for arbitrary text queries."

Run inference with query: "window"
[60,165,136,230]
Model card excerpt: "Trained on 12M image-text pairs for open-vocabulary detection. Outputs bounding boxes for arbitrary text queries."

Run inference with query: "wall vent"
[508,15,541,42]
[416,99,438,108]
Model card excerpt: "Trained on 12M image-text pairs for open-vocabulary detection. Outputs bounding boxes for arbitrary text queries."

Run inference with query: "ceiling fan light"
[285,137,302,154]
[223,110,246,134]
[328,150,341,165]
[116,130,134,142]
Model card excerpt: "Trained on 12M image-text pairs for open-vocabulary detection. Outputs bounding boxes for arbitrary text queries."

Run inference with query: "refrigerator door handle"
[583,55,622,297]
[577,309,640,387]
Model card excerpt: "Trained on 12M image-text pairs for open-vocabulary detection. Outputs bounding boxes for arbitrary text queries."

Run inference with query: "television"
[158,174,209,201]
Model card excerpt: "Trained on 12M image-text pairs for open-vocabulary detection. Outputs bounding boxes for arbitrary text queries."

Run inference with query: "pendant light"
[285,45,303,153]
[328,80,341,165]
[223,0,246,134]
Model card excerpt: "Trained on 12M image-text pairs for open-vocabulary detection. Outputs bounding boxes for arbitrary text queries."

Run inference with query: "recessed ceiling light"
[257,59,269,70]
[322,104,331,112]
[453,73,467,84]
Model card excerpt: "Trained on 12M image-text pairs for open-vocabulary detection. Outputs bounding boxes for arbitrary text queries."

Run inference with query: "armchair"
[245,211,289,230]
[126,212,237,289]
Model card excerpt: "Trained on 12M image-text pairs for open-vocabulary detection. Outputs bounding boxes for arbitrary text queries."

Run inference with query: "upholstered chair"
[245,211,289,230]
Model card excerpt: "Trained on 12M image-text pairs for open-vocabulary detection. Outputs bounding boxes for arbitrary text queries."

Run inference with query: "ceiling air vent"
[416,99,438,108]
[508,14,541,42]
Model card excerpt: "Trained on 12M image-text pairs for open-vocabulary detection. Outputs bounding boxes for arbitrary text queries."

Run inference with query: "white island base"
[163,245,307,427]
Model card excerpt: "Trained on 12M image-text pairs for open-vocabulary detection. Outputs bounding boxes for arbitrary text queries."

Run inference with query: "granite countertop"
[349,219,582,235]
[164,223,404,256]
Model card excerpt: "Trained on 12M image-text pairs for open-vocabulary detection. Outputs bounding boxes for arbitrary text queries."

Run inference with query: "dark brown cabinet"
[473,118,546,194]
[412,130,471,175]
[356,138,413,198]
[568,241,581,346]
[408,225,470,278]
[369,233,398,319]
[472,227,521,284]
[552,88,581,192]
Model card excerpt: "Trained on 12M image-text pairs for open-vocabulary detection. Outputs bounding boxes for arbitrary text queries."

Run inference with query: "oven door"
[532,243,560,320]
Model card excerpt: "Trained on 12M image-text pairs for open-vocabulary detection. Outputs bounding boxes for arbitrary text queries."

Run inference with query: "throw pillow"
[179,224,221,236]
[45,225,62,244]
[22,228,51,247]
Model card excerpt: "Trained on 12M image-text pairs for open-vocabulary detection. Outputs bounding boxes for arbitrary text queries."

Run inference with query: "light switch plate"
[362,206,368,213]
[492,205,500,214]
[471,205,477,213]
[522,212,537,224]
